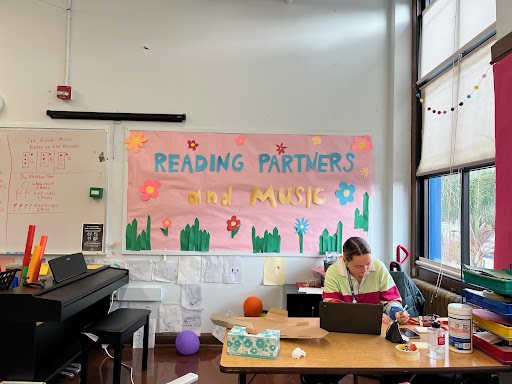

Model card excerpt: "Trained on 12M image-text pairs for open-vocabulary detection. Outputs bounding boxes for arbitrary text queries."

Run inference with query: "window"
[426,167,495,270]
[469,167,495,268]
[414,0,497,273]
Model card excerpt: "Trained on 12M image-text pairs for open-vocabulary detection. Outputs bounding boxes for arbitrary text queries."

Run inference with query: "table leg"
[499,372,512,384]
[238,374,246,384]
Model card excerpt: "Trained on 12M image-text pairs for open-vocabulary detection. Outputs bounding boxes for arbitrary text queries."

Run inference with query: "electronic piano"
[0,266,128,381]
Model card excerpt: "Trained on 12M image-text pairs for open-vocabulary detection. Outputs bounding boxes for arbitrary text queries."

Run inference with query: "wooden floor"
[47,345,375,384]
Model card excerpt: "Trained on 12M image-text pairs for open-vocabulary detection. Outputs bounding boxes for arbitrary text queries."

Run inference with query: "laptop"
[319,301,383,335]
[49,253,88,283]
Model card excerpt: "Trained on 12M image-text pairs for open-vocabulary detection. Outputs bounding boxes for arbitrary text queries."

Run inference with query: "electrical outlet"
[411,267,418,277]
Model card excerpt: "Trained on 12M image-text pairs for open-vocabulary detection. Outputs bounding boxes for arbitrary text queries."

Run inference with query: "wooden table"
[220,318,512,384]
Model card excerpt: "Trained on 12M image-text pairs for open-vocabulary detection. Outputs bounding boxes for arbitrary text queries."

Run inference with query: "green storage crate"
[463,268,512,295]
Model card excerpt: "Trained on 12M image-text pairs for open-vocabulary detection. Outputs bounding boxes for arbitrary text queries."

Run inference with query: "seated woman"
[300,237,410,384]
[322,236,410,325]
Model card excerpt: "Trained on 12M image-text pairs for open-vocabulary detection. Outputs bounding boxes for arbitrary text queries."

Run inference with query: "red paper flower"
[161,217,172,236]
[188,140,199,151]
[234,135,246,146]
[138,180,161,201]
[276,142,287,155]
[351,135,373,154]
[226,215,241,232]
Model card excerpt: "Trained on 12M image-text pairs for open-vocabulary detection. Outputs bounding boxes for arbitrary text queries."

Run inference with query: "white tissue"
[292,347,306,359]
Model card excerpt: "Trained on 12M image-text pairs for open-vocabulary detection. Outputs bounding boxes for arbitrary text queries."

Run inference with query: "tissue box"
[226,326,280,359]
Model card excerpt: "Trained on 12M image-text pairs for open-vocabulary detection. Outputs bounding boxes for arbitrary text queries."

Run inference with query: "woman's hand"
[382,313,393,324]
[395,309,410,325]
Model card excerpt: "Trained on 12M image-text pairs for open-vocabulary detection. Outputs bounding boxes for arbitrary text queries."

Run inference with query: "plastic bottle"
[427,320,446,359]
[448,303,473,353]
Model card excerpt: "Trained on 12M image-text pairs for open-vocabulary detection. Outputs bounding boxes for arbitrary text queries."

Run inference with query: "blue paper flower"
[294,218,309,235]
[335,181,356,206]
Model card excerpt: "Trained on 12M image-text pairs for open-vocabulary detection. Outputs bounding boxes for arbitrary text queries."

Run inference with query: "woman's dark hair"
[342,237,371,261]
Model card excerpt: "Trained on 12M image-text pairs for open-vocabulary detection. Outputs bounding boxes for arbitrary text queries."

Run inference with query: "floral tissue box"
[226,326,280,359]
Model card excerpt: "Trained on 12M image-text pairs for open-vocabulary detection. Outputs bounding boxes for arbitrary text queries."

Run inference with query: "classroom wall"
[496,0,512,39]
[0,0,412,332]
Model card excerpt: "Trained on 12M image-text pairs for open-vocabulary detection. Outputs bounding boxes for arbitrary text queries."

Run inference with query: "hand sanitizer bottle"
[427,320,446,360]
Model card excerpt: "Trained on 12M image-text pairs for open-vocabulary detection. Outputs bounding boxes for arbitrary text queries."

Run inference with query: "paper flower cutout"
[139,180,161,201]
[226,215,241,238]
[351,135,373,154]
[294,218,309,235]
[276,142,287,155]
[312,136,322,145]
[161,217,172,236]
[188,140,199,151]
[294,218,309,253]
[335,181,356,206]
[125,131,148,153]
[234,135,246,146]
[360,167,369,178]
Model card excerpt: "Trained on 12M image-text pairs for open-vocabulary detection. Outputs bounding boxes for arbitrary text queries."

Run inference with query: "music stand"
[0,269,19,291]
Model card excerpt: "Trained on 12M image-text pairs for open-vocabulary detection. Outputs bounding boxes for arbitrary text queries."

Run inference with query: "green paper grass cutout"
[125,215,152,251]
[354,192,370,232]
[319,221,343,254]
[252,226,281,253]
[180,218,210,251]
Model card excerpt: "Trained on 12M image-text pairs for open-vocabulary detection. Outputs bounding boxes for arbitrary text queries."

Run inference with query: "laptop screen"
[48,253,88,283]
[319,301,383,335]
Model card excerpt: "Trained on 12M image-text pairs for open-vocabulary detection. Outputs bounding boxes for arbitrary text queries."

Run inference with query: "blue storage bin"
[464,288,512,318]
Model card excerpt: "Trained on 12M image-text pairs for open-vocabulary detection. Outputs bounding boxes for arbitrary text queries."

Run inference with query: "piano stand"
[0,266,129,382]
[81,308,150,384]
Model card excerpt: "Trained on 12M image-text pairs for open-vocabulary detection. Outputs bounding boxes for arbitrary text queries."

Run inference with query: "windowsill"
[414,258,486,295]
[415,258,464,280]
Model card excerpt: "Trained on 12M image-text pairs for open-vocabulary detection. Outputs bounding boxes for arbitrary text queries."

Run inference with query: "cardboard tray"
[211,307,328,339]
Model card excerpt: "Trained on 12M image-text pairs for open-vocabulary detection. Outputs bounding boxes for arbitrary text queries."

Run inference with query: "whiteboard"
[0,128,108,254]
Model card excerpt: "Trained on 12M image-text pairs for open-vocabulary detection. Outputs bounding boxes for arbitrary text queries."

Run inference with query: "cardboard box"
[210,307,328,339]
[226,326,280,359]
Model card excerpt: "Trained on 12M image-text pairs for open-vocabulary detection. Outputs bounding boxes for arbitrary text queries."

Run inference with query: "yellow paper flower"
[312,136,322,145]
[125,131,148,153]
[360,167,369,178]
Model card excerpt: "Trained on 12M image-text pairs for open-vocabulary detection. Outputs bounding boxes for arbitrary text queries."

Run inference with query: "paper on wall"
[212,310,236,343]
[222,256,243,284]
[181,284,202,309]
[263,256,286,285]
[177,256,201,284]
[153,261,178,282]
[182,307,202,335]
[126,260,153,281]
[159,303,181,333]
[202,255,223,283]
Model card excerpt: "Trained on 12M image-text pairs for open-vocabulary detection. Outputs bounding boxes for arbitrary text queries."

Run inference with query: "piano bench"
[80,308,151,384]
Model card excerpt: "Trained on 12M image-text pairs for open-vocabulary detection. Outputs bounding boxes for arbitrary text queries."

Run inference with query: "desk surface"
[220,317,512,376]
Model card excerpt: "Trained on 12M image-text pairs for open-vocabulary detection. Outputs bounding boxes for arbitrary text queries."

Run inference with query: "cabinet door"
[286,294,321,317]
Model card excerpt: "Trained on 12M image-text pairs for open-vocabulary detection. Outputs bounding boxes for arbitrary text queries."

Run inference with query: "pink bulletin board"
[125,130,374,254]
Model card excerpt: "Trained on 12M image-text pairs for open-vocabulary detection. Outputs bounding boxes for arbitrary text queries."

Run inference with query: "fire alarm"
[57,85,72,100]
